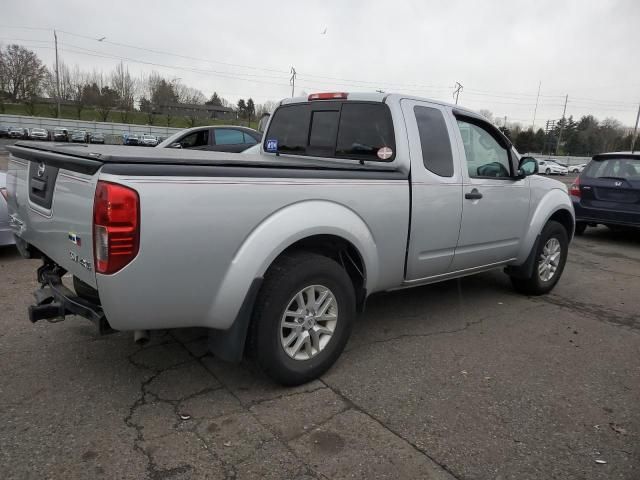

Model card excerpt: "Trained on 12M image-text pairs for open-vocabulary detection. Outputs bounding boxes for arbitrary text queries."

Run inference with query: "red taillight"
[308,92,348,101]
[93,181,140,274]
[569,177,581,198]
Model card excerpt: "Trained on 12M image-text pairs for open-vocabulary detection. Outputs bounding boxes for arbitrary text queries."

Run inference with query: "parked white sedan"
[569,163,586,173]
[0,172,16,246]
[538,159,569,175]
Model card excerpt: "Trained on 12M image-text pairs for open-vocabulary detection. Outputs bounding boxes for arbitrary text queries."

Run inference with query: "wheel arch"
[208,200,378,331]
[514,189,575,265]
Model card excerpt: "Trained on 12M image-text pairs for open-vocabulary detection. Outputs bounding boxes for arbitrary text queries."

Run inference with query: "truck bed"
[9,141,406,177]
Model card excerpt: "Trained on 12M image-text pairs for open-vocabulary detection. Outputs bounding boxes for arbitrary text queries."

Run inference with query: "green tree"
[532,128,546,152]
[514,129,534,153]
[237,98,247,119]
[206,92,222,106]
[246,98,255,122]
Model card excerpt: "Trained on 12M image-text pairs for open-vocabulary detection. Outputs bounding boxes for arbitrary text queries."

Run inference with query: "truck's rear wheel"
[250,252,355,386]
[510,220,568,295]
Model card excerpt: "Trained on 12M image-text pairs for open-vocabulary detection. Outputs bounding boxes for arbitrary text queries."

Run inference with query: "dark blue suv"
[570,152,640,234]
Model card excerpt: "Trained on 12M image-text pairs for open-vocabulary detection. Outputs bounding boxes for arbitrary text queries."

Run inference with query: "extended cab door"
[450,114,530,271]
[402,99,463,280]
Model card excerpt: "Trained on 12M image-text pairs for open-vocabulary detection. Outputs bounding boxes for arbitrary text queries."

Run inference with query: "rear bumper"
[29,259,113,334]
[573,201,640,227]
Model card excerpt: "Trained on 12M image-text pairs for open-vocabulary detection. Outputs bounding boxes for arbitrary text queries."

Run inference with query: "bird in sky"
[97,36,106,42]
[321,28,327,35]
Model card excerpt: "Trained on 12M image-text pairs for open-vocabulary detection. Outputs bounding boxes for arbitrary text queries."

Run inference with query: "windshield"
[583,158,640,180]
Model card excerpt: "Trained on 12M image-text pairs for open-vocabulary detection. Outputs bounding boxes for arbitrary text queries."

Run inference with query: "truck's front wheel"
[510,220,568,295]
[250,252,356,386]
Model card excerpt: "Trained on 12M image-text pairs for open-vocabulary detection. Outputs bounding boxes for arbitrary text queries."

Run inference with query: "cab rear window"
[264,102,395,162]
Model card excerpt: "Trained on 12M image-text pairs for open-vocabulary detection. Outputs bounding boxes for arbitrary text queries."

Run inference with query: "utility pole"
[631,102,640,153]
[531,81,541,130]
[289,67,297,98]
[54,29,61,118]
[503,115,507,128]
[555,94,568,155]
[453,82,463,105]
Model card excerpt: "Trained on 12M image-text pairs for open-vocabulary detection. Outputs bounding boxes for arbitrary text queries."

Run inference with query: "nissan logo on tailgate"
[37,163,46,178]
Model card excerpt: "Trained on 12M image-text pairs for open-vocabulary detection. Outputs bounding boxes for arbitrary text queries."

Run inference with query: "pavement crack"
[344,316,487,353]
[319,379,462,480]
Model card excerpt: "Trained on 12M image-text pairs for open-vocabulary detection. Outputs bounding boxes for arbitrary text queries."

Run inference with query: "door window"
[180,130,209,148]
[215,129,245,145]
[456,120,511,178]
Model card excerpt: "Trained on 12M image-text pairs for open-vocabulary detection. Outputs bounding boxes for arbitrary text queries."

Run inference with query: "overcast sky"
[2,0,639,128]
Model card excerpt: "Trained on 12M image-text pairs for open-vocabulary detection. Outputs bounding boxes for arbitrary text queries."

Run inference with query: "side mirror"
[170,142,182,149]
[518,157,538,176]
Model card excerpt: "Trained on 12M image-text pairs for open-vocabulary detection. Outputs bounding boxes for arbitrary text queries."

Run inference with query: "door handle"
[465,189,483,200]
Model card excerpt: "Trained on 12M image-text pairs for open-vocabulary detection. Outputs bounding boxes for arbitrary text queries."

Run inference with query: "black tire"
[510,220,569,296]
[574,222,587,236]
[249,251,356,386]
[545,168,551,175]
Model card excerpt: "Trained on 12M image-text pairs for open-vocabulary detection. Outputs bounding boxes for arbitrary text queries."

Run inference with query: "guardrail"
[0,114,183,138]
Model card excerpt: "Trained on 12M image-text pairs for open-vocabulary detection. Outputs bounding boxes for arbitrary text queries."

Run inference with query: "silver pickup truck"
[6,92,574,385]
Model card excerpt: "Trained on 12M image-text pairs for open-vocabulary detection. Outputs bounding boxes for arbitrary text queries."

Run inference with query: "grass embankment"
[0,103,254,129]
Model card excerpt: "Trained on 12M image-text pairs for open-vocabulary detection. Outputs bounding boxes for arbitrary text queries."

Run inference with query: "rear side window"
[336,104,395,161]
[414,106,453,177]
[264,102,395,161]
[215,129,245,145]
[243,132,258,145]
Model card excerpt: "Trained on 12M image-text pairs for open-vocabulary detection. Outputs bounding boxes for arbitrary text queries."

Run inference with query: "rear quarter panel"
[95,173,409,331]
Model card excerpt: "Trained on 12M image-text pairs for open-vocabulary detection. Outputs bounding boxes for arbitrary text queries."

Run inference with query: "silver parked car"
[7,91,574,385]
[0,172,15,246]
[29,128,49,141]
[140,134,158,147]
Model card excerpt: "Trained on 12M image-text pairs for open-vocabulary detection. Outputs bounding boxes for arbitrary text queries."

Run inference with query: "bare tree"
[137,72,159,125]
[478,109,494,122]
[175,82,205,105]
[70,66,87,119]
[111,62,137,122]
[256,100,277,117]
[0,44,46,101]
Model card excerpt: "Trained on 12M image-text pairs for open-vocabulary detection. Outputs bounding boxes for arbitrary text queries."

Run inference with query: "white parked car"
[538,159,569,175]
[569,163,586,173]
[29,128,49,141]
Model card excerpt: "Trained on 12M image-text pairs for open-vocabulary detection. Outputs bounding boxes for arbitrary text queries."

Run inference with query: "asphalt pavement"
[0,152,638,479]
[1,225,639,479]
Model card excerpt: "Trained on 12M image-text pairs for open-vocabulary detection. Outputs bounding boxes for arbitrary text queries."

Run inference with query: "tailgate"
[7,144,101,288]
